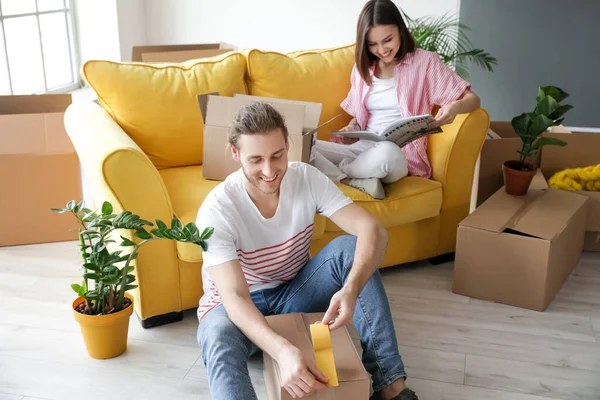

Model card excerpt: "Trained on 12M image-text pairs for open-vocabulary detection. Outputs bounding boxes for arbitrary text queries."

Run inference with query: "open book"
[331,114,442,148]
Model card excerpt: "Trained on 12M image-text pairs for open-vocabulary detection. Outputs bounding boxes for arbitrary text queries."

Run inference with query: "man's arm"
[321,203,388,329]
[208,260,329,397]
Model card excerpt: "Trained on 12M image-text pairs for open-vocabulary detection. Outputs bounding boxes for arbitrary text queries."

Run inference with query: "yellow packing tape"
[309,323,339,386]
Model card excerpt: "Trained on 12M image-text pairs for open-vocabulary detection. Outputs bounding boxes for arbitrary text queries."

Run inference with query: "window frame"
[0,0,81,95]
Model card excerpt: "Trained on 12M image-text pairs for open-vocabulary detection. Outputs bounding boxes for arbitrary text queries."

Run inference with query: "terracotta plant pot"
[72,293,134,359]
[502,160,537,196]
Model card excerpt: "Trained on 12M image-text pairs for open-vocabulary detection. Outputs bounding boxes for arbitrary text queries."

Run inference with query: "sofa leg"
[136,311,184,329]
[430,252,455,265]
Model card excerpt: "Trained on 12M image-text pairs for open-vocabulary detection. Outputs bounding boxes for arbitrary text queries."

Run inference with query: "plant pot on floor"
[503,160,537,196]
[72,292,134,359]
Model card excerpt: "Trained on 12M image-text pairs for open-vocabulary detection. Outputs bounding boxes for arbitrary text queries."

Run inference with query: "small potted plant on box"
[503,85,573,195]
[51,200,213,359]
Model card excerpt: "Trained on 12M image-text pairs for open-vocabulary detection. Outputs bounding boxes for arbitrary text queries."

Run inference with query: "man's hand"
[431,102,460,127]
[277,344,329,398]
[322,286,359,331]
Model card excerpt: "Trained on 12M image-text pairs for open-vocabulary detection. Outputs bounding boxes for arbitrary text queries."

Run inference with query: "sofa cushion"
[82,52,248,169]
[246,45,355,141]
[325,177,443,232]
[159,165,221,262]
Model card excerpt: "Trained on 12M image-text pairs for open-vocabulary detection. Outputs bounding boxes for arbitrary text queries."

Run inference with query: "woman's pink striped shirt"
[335,49,470,178]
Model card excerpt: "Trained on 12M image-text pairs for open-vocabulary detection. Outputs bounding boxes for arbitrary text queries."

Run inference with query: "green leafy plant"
[51,200,213,315]
[510,86,573,169]
[403,13,498,79]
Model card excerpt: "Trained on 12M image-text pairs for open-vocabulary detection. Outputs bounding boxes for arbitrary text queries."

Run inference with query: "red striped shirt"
[334,49,470,178]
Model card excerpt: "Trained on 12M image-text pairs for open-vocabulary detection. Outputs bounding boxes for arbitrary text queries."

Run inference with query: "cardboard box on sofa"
[198,93,337,181]
[263,313,370,400]
[131,42,236,63]
[0,94,82,246]
[538,132,600,251]
[454,187,588,311]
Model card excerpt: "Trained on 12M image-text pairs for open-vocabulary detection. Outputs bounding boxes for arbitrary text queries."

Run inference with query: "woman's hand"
[431,102,460,127]
[331,119,360,145]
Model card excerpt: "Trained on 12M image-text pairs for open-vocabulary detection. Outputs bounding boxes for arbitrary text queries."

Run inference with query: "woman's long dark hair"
[355,0,416,85]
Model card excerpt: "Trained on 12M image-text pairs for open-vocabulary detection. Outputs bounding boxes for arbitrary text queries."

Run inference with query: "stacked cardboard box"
[131,43,236,63]
[0,94,82,246]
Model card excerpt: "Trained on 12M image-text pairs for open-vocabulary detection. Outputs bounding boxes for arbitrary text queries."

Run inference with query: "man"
[195,102,418,400]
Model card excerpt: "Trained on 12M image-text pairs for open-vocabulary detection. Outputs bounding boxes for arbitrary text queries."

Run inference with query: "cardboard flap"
[234,94,322,131]
[0,94,71,115]
[266,314,316,362]
[302,313,369,383]
[541,133,600,176]
[461,188,587,240]
[230,96,305,134]
[488,121,519,139]
[508,189,588,240]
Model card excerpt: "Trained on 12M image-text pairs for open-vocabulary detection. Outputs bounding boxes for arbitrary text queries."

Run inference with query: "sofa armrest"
[427,108,490,255]
[64,101,183,322]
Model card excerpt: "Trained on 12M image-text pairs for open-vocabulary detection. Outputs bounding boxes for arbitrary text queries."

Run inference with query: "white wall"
[144,0,461,54]
[116,0,148,61]
[73,0,121,65]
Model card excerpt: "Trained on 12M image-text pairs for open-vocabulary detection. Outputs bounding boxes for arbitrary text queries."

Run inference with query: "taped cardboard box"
[0,94,82,246]
[454,187,588,311]
[198,94,337,181]
[538,132,600,251]
[263,313,370,400]
[131,42,235,63]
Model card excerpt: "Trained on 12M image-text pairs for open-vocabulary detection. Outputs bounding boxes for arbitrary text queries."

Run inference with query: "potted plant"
[502,86,573,196]
[51,200,213,359]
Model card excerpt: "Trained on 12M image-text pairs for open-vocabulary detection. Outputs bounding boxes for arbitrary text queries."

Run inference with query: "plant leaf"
[134,230,153,240]
[102,202,113,215]
[528,114,554,137]
[534,95,558,117]
[511,113,531,136]
[120,235,136,247]
[531,136,568,150]
[67,200,76,211]
[83,262,101,272]
[124,285,138,291]
[171,218,182,231]
[82,273,99,280]
[548,104,573,121]
[50,207,69,214]
[538,86,569,103]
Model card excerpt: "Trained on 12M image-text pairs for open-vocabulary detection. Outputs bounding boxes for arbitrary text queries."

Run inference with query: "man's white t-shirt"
[194,162,353,321]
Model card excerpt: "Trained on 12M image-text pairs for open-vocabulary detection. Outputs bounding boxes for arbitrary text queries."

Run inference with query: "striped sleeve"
[426,53,471,106]
[340,64,359,117]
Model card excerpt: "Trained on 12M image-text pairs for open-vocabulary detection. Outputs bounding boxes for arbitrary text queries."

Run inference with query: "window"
[0,0,79,95]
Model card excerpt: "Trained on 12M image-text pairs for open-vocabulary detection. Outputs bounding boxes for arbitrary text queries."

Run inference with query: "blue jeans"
[197,235,407,400]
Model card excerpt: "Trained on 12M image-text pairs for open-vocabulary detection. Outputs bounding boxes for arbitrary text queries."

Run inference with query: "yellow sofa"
[64,46,489,328]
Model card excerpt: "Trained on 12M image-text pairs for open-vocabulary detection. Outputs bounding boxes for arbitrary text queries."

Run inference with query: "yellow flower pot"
[72,293,134,359]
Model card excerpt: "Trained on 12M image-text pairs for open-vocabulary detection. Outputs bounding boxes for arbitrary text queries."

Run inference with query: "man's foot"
[347,178,385,200]
[371,388,419,400]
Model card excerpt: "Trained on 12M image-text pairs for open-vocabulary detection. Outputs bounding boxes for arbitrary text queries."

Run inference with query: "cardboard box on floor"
[0,94,82,246]
[198,93,337,181]
[131,42,236,63]
[454,187,588,311]
[536,132,600,251]
[263,313,370,400]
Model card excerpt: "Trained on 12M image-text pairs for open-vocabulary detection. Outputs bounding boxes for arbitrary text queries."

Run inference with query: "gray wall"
[460,0,600,128]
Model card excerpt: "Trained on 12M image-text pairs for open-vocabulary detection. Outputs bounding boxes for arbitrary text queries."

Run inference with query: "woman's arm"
[432,89,480,127]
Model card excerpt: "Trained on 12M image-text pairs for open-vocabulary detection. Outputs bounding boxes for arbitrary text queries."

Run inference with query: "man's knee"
[327,235,357,271]
[198,312,250,362]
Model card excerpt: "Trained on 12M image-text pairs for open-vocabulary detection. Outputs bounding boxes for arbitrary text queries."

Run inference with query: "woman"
[314,0,480,200]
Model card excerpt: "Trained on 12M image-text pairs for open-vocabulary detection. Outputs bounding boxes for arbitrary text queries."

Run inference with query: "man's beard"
[241,165,286,195]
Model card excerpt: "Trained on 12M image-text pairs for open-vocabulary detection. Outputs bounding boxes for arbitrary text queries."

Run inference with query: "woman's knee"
[374,142,408,178]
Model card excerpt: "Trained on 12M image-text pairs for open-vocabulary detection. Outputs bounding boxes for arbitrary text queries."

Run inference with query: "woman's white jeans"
[314,139,408,184]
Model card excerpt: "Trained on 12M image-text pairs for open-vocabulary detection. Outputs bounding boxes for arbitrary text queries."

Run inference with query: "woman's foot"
[347,178,385,200]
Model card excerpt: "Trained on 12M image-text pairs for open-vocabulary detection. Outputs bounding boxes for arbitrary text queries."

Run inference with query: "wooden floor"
[0,241,599,400]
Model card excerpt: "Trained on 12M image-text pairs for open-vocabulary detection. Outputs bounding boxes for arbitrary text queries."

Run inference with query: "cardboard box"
[198,94,337,181]
[538,132,600,251]
[131,42,235,63]
[263,313,370,400]
[454,187,588,311]
[0,94,82,246]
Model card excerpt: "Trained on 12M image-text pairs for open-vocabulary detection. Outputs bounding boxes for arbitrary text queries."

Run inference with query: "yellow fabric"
[324,177,442,231]
[82,52,248,169]
[245,45,355,141]
[178,258,204,310]
[158,165,221,262]
[64,102,182,320]
[548,164,600,191]
[428,108,490,255]
[309,323,339,386]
